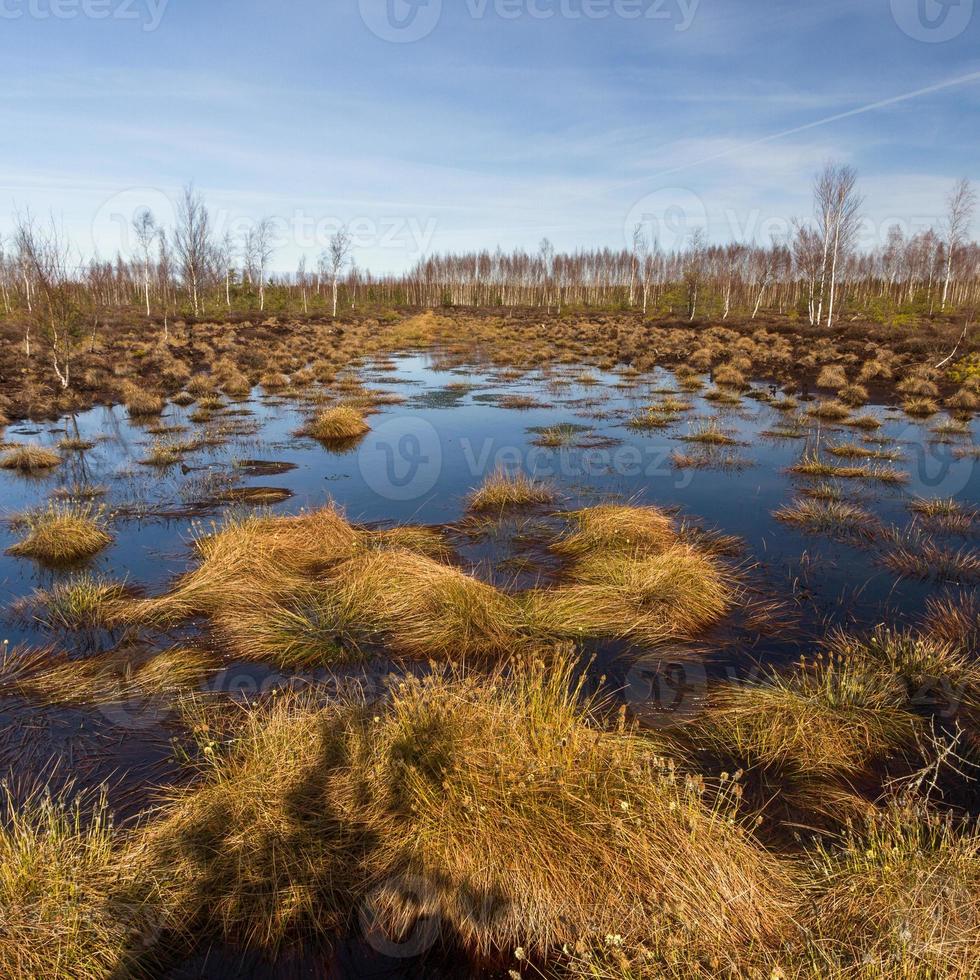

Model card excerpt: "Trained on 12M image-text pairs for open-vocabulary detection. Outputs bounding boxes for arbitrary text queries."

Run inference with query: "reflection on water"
[3,351,975,648]
[0,350,977,978]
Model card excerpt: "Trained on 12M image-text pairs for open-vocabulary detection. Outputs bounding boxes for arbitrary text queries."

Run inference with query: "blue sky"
[2,0,977,272]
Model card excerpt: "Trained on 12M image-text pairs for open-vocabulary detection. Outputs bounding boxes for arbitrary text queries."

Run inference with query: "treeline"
[0,168,976,389]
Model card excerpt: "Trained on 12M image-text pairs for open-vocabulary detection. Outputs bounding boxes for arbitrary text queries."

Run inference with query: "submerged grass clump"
[531,422,588,447]
[6,504,112,566]
[882,533,980,583]
[0,643,214,707]
[790,451,907,483]
[28,574,129,632]
[0,444,61,473]
[909,497,976,534]
[774,498,876,539]
[468,468,555,512]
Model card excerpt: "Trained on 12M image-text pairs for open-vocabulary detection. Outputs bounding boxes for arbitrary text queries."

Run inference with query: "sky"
[1,0,978,273]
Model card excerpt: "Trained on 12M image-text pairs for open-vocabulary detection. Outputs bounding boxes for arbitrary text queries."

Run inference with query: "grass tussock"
[826,441,901,461]
[124,386,166,418]
[137,655,797,962]
[326,548,525,661]
[807,802,980,977]
[791,451,907,483]
[691,654,919,780]
[808,399,851,421]
[0,789,143,980]
[527,543,733,646]
[301,405,370,443]
[7,504,112,566]
[29,574,129,632]
[0,444,61,473]
[680,422,738,446]
[551,504,676,559]
[774,498,876,539]
[468,468,555,512]
[123,505,362,627]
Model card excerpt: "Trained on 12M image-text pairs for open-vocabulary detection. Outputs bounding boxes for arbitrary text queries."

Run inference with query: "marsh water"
[1,350,978,977]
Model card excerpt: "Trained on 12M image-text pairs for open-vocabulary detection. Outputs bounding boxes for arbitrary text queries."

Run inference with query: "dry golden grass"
[0,789,144,980]
[123,385,166,418]
[552,504,676,558]
[827,626,980,724]
[124,506,361,627]
[468,467,555,512]
[527,543,733,646]
[774,498,876,538]
[28,574,129,632]
[0,444,62,473]
[816,364,848,389]
[807,802,980,977]
[301,405,370,442]
[680,422,738,445]
[791,451,907,483]
[326,547,525,661]
[923,592,979,654]
[807,399,851,421]
[691,654,919,780]
[0,643,214,707]
[6,504,112,565]
[367,524,452,559]
[136,654,797,961]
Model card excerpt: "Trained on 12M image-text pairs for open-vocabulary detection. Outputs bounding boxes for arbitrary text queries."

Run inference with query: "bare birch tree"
[173,183,212,316]
[15,215,80,388]
[132,208,156,317]
[254,218,275,312]
[941,177,976,312]
[813,163,863,327]
[326,227,352,317]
